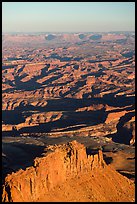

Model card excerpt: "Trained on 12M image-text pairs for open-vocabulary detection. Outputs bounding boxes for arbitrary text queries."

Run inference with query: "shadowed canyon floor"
[2,32,135,202]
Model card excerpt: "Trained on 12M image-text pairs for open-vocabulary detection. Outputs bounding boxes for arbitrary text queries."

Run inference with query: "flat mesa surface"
[2,32,135,202]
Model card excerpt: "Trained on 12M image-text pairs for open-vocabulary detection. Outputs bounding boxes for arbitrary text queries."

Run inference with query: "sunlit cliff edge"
[2,141,134,202]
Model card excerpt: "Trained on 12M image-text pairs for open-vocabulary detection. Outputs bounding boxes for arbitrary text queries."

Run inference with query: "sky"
[2,2,135,33]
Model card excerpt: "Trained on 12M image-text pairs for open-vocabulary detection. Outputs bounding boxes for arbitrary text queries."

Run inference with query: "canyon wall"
[2,141,134,202]
[2,141,105,202]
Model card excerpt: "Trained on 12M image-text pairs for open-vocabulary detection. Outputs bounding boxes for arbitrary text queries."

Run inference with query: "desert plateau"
[2,31,135,202]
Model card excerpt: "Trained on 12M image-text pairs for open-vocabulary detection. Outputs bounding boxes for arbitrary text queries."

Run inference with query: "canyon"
[2,32,135,202]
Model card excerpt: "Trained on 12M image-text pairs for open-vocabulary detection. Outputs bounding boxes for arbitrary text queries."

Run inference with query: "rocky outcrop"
[2,141,134,202]
[105,111,127,124]
[123,119,135,145]
[2,33,135,139]
[2,141,105,202]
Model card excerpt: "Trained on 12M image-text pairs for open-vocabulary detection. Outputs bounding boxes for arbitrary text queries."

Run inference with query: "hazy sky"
[2,2,135,33]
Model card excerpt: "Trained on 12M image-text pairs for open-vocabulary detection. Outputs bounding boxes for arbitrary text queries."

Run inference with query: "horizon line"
[2,30,135,34]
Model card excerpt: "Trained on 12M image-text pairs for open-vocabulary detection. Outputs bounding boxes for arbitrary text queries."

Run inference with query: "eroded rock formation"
[2,33,135,145]
[2,141,134,202]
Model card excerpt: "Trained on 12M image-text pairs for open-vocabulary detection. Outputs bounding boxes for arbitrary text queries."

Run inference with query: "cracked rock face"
[2,141,134,202]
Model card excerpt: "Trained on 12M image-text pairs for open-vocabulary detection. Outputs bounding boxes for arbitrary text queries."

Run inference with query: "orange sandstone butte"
[2,141,135,202]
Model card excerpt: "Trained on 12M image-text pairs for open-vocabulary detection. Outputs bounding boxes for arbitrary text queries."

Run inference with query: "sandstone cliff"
[2,141,134,202]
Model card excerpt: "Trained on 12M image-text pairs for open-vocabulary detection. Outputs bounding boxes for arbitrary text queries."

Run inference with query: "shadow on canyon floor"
[2,142,45,182]
[111,111,135,145]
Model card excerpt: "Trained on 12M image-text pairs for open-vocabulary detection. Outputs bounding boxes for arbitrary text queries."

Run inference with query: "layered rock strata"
[2,141,134,202]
